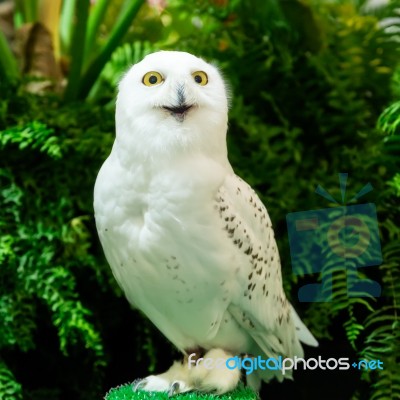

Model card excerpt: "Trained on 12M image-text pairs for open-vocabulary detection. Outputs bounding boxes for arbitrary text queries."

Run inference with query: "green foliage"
[78,0,146,99]
[378,101,400,135]
[0,360,23,400]
[90,41,158,104]
[63,0,91,102]
[0,0,146,101]
[0,88,116,398]
[0,30,19,82]
[361,306,400,400]
[0,122,61,159]
[363,96,400,399]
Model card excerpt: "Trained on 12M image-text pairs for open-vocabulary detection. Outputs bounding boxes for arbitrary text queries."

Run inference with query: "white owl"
[94,51,317,396]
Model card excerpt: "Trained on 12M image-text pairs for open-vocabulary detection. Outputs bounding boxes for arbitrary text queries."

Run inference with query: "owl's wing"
[216,173,317,361]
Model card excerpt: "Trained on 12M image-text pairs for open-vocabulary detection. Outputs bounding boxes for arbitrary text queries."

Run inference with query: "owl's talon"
[132,378,147,392]
[130,374,191,393]
[168,381,180,397]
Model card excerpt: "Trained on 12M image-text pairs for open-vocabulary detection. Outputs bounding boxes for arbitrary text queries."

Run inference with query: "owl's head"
[115,51,229,165]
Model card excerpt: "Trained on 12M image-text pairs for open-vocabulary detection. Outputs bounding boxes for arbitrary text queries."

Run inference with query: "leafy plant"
[89,40,158,104]
[0,0,146,101]
[0,89,113,398]
[0,359,23,400]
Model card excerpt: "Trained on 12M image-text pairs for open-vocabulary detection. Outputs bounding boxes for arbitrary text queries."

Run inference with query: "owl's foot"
[133,348,240,395]
[188,349,241,394]
[132,361,192,396]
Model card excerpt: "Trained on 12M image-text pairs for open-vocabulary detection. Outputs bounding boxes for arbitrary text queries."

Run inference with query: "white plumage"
[94,51,317,395]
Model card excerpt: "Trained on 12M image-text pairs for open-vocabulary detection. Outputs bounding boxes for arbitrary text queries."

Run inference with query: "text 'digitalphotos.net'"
[187,354,384,375]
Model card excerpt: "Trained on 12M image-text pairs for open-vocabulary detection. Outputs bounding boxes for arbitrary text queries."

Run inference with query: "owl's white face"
[115,51,229,165]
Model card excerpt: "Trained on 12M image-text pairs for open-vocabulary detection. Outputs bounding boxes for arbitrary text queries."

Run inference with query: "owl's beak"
[163,104,192,114]
[162,104,193,121]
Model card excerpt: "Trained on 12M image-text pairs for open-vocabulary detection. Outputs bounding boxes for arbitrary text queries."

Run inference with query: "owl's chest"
[94,153,229,259]
[94,153,242,337]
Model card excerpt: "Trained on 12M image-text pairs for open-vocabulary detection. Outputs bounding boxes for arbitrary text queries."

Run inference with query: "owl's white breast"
[93,147,248,350]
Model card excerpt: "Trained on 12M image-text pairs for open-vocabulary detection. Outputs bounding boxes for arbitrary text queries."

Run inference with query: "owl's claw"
[131,375,191,394]
[168,381,181,397]
[132,378,147,392]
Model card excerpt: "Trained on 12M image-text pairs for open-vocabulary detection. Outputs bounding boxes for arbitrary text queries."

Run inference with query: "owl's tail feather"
[290,306,318,347]
[246,307,318,387]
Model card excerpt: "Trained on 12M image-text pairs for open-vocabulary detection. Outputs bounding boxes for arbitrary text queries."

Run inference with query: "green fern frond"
[378,100,400,135]
[360,305,400,400]
[0,122,62,159]
[0,294,37,352]
[25,264,105,365]
[103,41,158,87]
[387,173,400,196]
[370,367,400,400]
[0,360,22,400]
[89,41,158,102]
[344,310,364,350]
[380,240,400,306]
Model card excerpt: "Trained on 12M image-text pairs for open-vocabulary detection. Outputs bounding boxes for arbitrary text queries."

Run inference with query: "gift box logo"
[286,173,382,302]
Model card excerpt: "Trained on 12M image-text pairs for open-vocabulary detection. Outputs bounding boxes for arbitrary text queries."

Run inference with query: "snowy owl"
[94,51,317,396]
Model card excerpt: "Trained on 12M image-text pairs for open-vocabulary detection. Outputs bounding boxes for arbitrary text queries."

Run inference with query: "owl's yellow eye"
[142,71,164,86]
[192,71,208,86]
